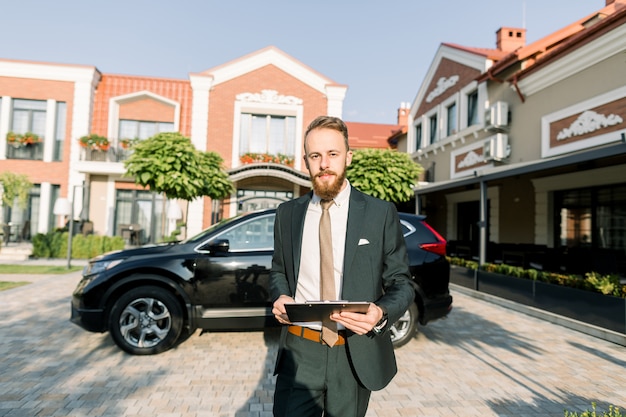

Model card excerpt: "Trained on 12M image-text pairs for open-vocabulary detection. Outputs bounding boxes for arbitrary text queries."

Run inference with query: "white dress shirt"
[294,182,351,330]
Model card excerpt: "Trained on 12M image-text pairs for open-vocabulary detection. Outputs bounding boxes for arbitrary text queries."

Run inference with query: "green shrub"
[448,257,478,270]
[564,402,623,417]
[31,232,125,259]
[32,231,65,258]
[524,268,539,281]
[585,272,622,296]
[446,256,626,298]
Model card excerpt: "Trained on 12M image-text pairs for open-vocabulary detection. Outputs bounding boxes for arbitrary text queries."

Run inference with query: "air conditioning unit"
[483,134,510,161]
[485,101,509,131]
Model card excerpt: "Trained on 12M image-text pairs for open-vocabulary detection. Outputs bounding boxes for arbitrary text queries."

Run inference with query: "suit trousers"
[273,330,371,417]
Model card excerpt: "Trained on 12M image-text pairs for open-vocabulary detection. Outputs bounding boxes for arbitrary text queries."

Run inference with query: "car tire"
[390,302,418,348]
[109,285,183,355]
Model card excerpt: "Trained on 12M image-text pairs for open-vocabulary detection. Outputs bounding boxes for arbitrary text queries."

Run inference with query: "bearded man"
[270,115,415,417]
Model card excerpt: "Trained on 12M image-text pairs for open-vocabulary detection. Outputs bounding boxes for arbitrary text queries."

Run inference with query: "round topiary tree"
[123,132,234,232]
[346,148,422,203]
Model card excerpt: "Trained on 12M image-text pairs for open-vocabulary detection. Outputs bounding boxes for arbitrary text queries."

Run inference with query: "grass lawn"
[0,264,82,291]
[0,264,82,274]
[0,281,30,291]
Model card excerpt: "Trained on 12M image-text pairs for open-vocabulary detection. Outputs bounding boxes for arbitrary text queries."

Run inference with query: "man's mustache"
[315,170,336,178]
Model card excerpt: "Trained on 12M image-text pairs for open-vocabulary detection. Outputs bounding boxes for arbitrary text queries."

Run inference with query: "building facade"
[402,1,626,276]
[1,46,402,245]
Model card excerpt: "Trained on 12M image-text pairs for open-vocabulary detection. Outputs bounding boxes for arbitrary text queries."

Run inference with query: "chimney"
[496,27,526,52]
[606,0,614,5]
[397,102,409,126]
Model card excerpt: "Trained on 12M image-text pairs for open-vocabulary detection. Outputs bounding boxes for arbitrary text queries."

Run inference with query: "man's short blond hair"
[304,116,350,152]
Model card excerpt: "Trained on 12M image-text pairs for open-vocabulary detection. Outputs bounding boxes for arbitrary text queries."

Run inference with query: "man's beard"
[312,169,346,200]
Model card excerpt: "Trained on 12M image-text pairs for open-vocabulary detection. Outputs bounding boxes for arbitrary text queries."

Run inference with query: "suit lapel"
[343,189,367,291]
[291,192,311,283]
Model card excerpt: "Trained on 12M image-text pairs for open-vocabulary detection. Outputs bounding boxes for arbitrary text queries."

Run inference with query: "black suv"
[71,209,452,354]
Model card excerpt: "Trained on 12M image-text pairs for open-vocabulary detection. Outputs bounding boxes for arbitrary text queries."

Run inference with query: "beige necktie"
[320,199,338,347]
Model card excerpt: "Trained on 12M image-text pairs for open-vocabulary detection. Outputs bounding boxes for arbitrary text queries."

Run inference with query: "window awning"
[415,140,626,195]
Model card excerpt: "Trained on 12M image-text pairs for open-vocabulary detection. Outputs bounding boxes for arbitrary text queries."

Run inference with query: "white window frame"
[232,93,303,170]
[459,81,487,132]
[413,121,423,152]
[441,94,459,138]
[107,91,180,144]
[425,107,440,146]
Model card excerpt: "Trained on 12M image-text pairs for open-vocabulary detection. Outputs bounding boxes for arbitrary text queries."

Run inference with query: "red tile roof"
[481,1,626,80]
[345,121,401,149]
[442,43,513,61]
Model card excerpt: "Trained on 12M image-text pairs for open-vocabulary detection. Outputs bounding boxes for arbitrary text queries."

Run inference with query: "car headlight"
[83,259,125,276]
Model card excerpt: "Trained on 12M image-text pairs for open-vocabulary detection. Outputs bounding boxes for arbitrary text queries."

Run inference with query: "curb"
[451,283,626,347]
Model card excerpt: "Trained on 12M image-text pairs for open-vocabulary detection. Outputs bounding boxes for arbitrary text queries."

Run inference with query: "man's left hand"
[330,303,384,335]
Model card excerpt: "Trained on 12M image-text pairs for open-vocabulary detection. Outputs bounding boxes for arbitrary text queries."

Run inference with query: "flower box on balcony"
[239,152,294,167]
[79,134,110,152]
[6,131,42,148]
[119,138,135,149]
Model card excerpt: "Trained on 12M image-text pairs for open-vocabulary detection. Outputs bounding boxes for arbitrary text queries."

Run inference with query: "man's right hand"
[272,294,295,324]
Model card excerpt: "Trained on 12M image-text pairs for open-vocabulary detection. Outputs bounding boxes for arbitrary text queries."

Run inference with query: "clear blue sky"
[1,1,603,124]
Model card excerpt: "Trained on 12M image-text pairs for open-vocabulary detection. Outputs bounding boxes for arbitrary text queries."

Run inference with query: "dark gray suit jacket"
[270,188,415,391]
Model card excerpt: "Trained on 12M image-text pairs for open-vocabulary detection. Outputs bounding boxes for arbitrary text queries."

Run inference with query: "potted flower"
[119,138,135,149]
[240,152,295,167]
[276,153,295,166]
[79,134,110,151]
[6,131,42,147]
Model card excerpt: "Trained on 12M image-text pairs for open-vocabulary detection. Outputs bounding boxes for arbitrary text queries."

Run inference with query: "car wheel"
[109,286,183,355]
[390,302,418,348]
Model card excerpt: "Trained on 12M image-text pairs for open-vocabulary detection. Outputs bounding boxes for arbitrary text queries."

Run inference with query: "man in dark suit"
[270,116,415,417]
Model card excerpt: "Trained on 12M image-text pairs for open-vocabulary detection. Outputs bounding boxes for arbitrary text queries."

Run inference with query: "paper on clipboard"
[285,301,370,322]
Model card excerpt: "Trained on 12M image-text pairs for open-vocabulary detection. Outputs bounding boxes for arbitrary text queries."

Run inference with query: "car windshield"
[180,214,244,244]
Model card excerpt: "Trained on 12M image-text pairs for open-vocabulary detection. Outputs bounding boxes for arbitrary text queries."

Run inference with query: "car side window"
[400,220,415,238]
[217,215,275,251]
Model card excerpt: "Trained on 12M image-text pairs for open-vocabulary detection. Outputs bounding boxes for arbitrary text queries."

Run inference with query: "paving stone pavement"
[1,270,625,417]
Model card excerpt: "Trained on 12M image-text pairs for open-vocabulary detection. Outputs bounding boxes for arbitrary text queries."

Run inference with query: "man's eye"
[309,154,319,160]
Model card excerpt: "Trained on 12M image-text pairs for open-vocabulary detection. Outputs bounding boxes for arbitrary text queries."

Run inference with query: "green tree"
[123,132,234,225]
[0,171,33,211]
[346,148,422,203]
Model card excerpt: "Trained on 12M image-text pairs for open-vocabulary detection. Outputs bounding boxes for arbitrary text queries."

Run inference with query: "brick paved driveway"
[1,271,625,417]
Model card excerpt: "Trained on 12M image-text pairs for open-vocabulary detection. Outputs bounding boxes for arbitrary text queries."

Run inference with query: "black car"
[71,209,452,355]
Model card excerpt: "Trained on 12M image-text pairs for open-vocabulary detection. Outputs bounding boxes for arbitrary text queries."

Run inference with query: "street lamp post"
[54,185,83,269]
[66,187,76,269]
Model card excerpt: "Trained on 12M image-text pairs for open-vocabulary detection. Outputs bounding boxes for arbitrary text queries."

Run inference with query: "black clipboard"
[285,301,370,322]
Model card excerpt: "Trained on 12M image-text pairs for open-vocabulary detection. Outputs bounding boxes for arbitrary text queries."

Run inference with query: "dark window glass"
[467,90,478,126]
[415,124,422,151]
[446,103,457,136]
[429,114,438,144]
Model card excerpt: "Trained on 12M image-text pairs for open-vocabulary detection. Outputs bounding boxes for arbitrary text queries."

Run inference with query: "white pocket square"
[358,238,370,246]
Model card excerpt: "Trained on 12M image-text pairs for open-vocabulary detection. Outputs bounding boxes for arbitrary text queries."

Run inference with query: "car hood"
[92,242,179,261]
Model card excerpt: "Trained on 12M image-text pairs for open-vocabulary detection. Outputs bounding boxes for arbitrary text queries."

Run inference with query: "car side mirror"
[205,239,229,255]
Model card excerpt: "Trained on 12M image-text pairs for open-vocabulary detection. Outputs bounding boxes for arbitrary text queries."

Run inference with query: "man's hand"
[331,303,384,335]
[272,294,295,324]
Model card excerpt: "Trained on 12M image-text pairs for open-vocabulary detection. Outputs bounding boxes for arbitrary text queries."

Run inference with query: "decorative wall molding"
[542,86,626,157]
[457,150,484,169]
[556,110,623,140]
[450,141,491,179]
[236,89,302,105]
[426,75,459,103]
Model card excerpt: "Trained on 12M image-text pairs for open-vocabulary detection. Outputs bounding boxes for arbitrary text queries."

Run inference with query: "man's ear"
[345,150,353,166]
[303,155,309,169]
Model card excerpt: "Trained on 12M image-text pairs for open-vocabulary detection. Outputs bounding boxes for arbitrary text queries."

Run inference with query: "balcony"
[80,145,132,163]
[75,145,131,175]
[6,142,44,160]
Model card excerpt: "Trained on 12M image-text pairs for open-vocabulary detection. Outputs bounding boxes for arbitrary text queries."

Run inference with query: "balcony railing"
[80,145,132,162]
[6,142,44,160]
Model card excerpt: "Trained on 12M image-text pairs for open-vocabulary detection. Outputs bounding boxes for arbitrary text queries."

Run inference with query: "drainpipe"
[511,74,526,103]
[479,180,488,266]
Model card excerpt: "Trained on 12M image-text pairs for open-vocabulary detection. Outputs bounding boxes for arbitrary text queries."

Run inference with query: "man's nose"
[320,154,330,169]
